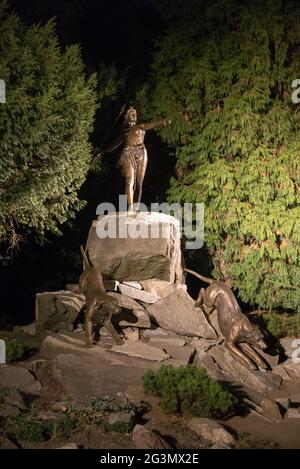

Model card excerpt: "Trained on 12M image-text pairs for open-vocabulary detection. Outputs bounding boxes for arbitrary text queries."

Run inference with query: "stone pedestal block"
[86,212,184,282]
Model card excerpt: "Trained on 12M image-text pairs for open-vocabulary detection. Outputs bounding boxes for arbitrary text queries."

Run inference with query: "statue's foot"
[127,210,137,217]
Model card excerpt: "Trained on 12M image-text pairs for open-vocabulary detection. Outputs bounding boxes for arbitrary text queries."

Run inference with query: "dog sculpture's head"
[94,296,121,321]
[104,297,122,316]
[245,326,267,350]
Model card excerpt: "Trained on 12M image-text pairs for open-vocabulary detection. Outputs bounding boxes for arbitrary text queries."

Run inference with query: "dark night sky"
[9,0,163,76]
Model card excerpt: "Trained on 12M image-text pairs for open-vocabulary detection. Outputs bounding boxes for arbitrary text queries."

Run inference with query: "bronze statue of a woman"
[103,107,171,211]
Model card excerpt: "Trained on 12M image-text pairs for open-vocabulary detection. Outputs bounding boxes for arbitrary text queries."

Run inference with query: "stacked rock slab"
[86,212,184,283]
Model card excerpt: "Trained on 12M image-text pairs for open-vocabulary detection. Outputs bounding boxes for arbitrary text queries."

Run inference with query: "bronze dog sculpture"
[185,268,268,370]
[79,246,123,348]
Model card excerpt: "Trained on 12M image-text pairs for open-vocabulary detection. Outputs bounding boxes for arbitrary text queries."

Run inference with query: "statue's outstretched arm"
[140,118,171,131]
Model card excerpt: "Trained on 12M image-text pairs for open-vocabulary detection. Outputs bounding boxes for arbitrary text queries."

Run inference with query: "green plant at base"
[49,413,78,440]
[0,331,25,362]
[262,311,300,338]
[103,422,132,434]
[88,396,136,414]
[6,413,47,443]
[143,365,237,418]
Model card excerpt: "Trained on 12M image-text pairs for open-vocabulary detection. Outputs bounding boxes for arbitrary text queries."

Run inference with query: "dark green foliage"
[0,1,97,244]
[139,0,300,312]
[49,413,77,440]
[262,311,300,338]
[5,410,77,442]
[0,330,25,362]
[88,396,136,414]
[6,413,47,443]
[143,365,237,418]
[3,396,137,442]
[103,422,132,434]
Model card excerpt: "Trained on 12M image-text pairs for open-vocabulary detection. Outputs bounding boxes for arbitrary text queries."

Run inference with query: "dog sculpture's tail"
[184,268,214,285]
[80,245,91,270]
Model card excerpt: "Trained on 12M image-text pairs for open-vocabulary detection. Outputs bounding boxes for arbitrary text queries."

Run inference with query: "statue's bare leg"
[134,149,148,209]
[121,159,135,210]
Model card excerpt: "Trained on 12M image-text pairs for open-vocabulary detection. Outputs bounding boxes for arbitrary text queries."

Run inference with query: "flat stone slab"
[146,289,216,339]
[109,293,151,328]
[40,333,109,357]
[0,364,41,395]
[162,345,195,364]
[190,338,217,354]
[142,327,171,337]
[146,336,186,347]
[111,341,170,361]
[122,281,142,290]
[286,408,300,419]
[52,353,153,402]
[118,284,161,304]
[141,279,187,298]
[188,418,235,445]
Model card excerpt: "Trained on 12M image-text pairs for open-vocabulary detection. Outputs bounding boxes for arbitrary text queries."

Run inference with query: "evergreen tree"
[140,0,300,312]
[0,1,97,245]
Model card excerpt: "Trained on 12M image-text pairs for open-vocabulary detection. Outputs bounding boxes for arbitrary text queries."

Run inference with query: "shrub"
[5,410,78,442]
[88,396,136,414]
[49,414,77,440]
[103,422,132,433]
[143,365,237,418]
[262,312,300,338]
[6,413,47,443]
[0,331,25,362]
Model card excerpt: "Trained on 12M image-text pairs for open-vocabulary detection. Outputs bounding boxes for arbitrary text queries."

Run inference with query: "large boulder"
[111,341,170,361]
[132,424,173,449]
[146,289,216,339]
[86,212,184,282]
[35,291,85,333]
[188,418,235,445]
[0,364,41,395]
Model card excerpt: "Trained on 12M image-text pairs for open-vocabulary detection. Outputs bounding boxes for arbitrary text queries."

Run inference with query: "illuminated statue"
[103,106,171,211]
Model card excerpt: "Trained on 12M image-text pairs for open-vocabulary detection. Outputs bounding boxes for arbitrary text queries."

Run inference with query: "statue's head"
[125,106,137,125]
